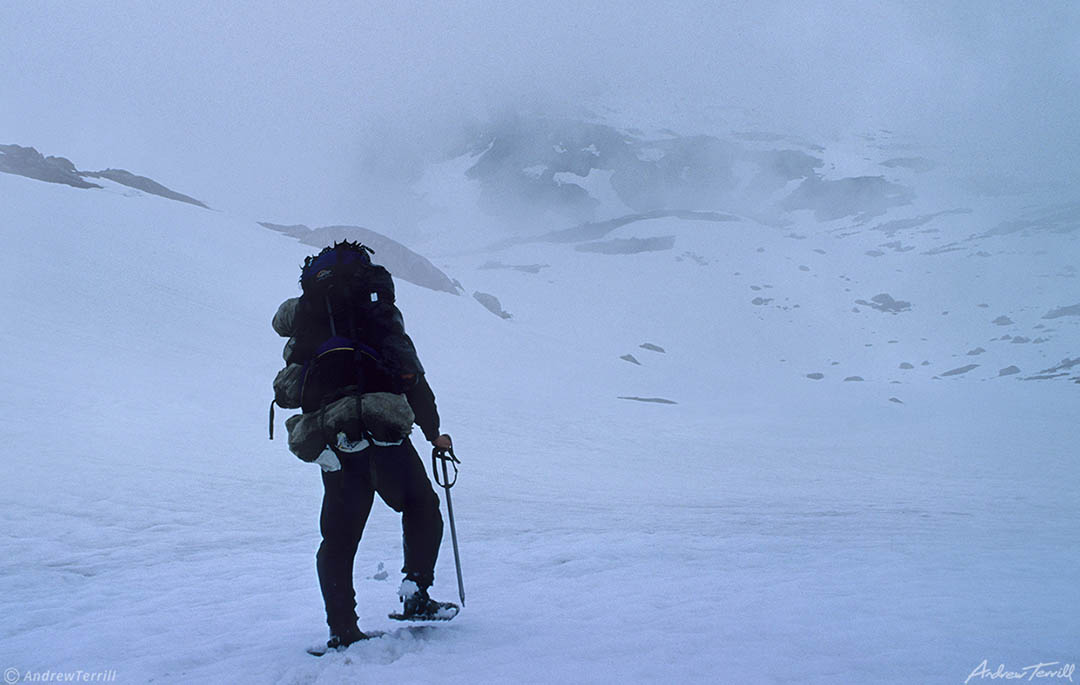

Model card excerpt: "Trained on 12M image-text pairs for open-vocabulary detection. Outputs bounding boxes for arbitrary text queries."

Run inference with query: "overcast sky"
[2,1,1077,227]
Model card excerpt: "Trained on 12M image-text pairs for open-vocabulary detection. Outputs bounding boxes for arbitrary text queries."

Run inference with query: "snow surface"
[1,165,1078,684]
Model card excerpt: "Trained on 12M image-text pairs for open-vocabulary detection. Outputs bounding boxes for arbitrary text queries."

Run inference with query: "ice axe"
[432,439,465,607]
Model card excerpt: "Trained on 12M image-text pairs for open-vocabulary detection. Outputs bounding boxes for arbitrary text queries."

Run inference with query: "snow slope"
[1,163,1078,684]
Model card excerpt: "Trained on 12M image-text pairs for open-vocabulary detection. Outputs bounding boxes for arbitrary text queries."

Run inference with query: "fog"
[2,1,1077,231]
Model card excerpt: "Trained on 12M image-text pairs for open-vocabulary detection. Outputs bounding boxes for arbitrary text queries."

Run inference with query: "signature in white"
[966,660,1075,683]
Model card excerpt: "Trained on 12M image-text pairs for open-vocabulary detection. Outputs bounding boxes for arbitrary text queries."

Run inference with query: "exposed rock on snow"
[460,115,822,224]
[1042,304,1080,319]
[940,364,979,377]
[639,343,666,353]
[1034,358,1080,375]
[619,354,642,365]
[616,396,677,404]
[982,201,1080,237]
[0,145,209,207]
[967,347,986,356]
[575,236,676,254]
[260,222,460,294]
[868,209,971,237]
[881,241,914,253]
[473,291,512,319]
[991,315,1014,326]
[781,175,914,221]
[806,373,824,380]
[0,144,100,188]
[998,366,1021,376]
[855,294,912,314]
[505,209,736,248]
[81,168,208,207]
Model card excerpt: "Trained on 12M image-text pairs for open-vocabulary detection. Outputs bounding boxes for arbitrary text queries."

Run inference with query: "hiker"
[270,241,458,651]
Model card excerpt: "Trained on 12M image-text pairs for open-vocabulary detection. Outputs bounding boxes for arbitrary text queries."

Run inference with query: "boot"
[308,624,372,656]
[326,624,369,650]
[393,579,459,621]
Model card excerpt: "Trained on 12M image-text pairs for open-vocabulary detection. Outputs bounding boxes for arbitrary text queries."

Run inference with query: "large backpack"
[292,241,422,401]
[269,241,422,456]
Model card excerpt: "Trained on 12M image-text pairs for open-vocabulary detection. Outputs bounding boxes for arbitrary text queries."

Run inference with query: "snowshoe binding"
[389,580,459,622]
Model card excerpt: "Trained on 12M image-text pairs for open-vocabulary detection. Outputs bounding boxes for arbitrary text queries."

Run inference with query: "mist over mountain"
[3,4,1079,681]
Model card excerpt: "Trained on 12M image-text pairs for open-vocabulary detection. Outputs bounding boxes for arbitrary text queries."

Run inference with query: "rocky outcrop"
[473,291,511,319]
[782,175,914,222]
[0,144,100,188]
[855,293,912,314]
[0,144,208,208]
[575,236,675,254]
[261,222,461,295]
[80,169,208,208]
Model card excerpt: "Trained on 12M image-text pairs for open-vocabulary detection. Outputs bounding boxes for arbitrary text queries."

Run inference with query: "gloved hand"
[313,447,342,472]
[431,434,452,450]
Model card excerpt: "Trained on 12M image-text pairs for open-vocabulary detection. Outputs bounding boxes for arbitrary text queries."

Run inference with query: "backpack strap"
[268,399,276,440]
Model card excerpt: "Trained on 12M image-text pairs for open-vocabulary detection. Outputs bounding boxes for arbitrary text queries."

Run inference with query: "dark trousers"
[316,439,443,634]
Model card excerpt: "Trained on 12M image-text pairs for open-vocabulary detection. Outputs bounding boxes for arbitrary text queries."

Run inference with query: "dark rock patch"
[620,354,642,365]
[81,168,207,207]
[575,236,675,254]
[881,240,915,253]
[992,315,1014,326]
[495,209,737,249]
[998,366,1021,376]
[854,293,911,313]
[617,396,677,405]
[781,175,914,222]
[473,292,512,319]
[982,201,1080,237]
[1035,358,1080,375]
[869,209,971,237]
[941,364,979,377]
[806,373,825,380]
[261,222,460,294]
[0,144,100,188]
[639,343,666,353]
[1042,304,1080,319]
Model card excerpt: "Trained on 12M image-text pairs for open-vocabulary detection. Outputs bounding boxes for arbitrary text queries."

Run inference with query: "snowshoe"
[389,580,459,622]
[306,626,383,656]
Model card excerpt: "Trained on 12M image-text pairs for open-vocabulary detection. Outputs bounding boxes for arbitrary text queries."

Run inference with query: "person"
[276,241,457,651]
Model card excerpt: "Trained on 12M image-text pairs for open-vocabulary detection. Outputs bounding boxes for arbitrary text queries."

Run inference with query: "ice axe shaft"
[433,443,465,607]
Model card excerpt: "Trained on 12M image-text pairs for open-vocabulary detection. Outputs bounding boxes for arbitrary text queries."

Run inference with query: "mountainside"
[0,144,208,207]
[1,126,1078,683]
